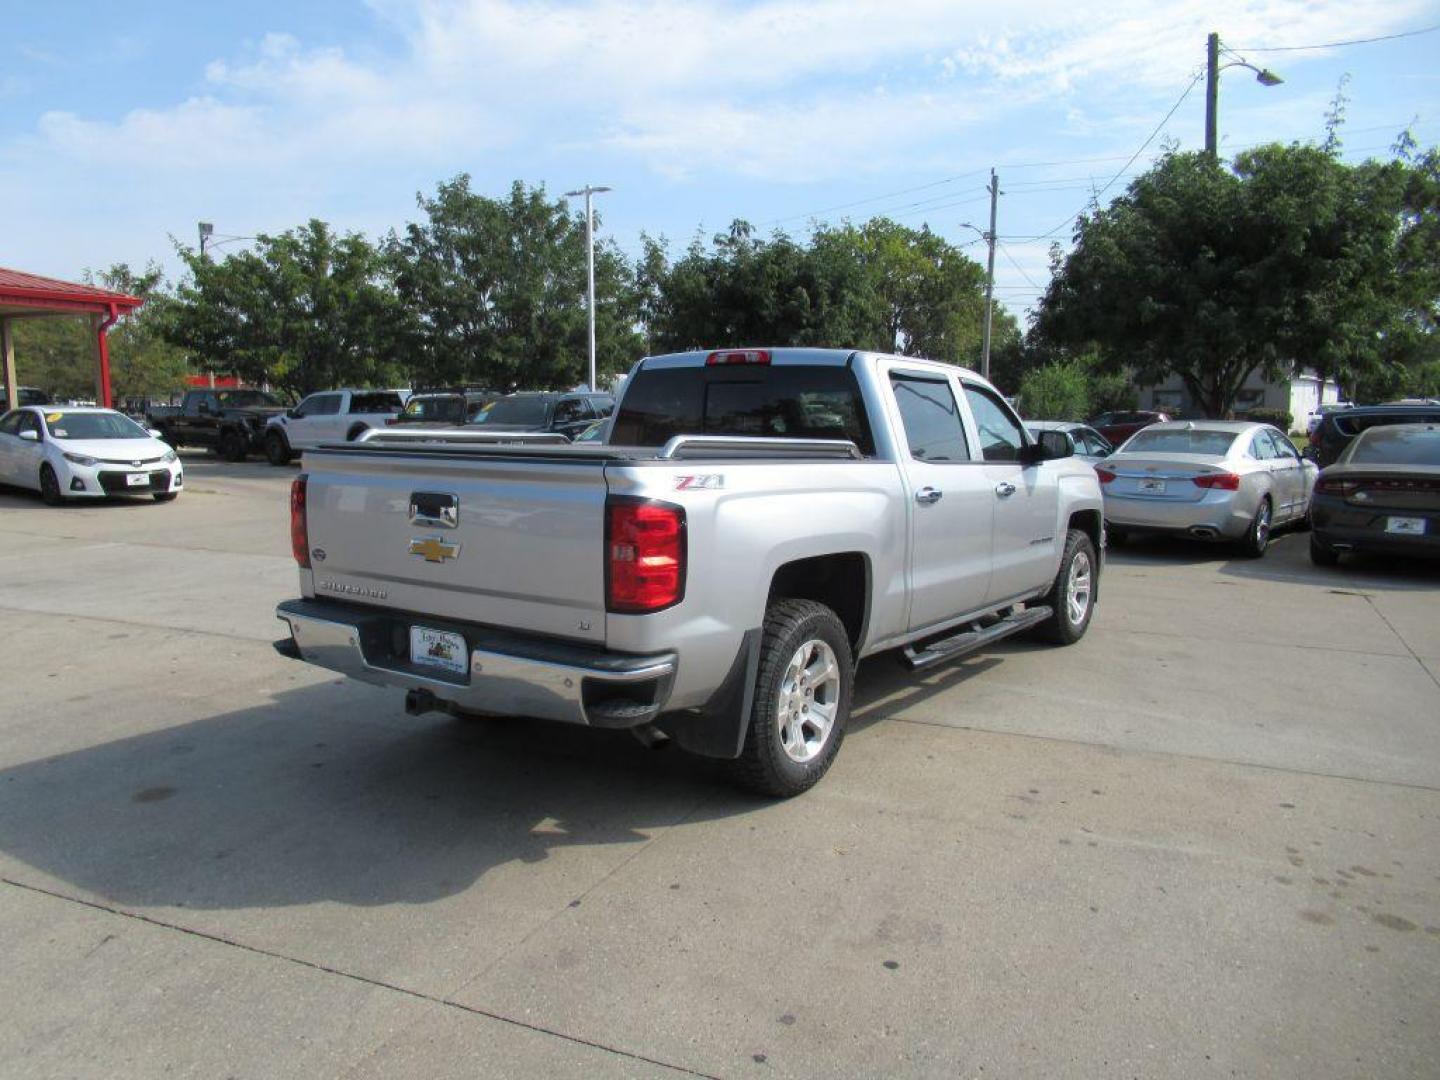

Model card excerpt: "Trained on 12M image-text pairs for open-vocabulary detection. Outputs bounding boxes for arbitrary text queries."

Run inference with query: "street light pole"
[981,168,999,382]
[198,221,214,259]
[1204,31,1283,161]
[563,185,612,392]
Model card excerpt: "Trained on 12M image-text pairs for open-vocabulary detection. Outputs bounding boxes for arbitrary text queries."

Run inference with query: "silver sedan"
[1099,421,1317,556]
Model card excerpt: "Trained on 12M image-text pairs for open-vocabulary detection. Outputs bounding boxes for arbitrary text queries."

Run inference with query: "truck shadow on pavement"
[0,681,750,913]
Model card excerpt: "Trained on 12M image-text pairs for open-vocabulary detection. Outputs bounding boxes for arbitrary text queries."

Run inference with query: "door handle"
[915,486,943,505]
[995,481,1017,498]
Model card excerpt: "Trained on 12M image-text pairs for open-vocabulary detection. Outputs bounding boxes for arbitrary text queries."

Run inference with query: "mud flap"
[654,628,762,759]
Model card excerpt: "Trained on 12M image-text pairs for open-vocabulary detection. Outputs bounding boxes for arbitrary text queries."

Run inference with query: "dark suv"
[1308,404,1440,467]
[472,392,615,440]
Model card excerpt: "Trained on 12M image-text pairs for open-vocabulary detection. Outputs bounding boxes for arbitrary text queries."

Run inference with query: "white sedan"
[0,406,183,505]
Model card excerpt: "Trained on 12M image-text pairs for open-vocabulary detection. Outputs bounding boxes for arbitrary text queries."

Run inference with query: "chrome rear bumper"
[274,598,676,728]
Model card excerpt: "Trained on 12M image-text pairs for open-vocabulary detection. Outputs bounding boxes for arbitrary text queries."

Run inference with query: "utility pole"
[198,221,214,259]
[563,185,612,392]
[981,169,999,382]
[1205,31,1220,160]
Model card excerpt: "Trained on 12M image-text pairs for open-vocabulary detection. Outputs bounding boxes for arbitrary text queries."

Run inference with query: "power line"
[1230,23,1439,53]
[757,168,989,227]
[998,243,1044,290]
[1028,68,1206,243]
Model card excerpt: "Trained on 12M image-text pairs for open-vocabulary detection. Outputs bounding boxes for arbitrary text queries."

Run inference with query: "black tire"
[730,599,854,798]
[219,428,247,462]
[1310,534,1341,567]
[1033,528,1098,645]
[153,492,178,503]
[39,464,65,506]
[265,430,293,466]
[1238,497,1272,558]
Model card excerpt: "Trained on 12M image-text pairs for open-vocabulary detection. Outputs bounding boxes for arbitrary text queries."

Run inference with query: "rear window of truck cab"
[609,365,876,455]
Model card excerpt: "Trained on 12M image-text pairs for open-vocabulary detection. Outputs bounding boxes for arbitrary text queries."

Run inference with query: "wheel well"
[767,553,868,651]
[1069,509,1102,553]
[346,423,368,440]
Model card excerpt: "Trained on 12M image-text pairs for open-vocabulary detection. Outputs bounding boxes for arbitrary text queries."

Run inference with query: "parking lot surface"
[2,454,1438,1079]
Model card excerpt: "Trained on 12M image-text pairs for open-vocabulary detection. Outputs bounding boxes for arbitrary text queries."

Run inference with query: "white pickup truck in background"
[275,348,1105,796]
[264,388,408,465]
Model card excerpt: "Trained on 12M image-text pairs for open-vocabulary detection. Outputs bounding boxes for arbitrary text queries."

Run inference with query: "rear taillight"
[291,474,310,568]
[1193,472,1241,491]
[1315,475,1358,496]
[1095,467,1116,484]
[706,349,771,366]
[607,498,685,613]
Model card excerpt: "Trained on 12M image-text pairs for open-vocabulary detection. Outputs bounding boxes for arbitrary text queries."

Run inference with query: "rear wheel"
[1309,534,1341,567]
[265,430,293,466]
[1238,498,1272,558]
[730,599,853,798]
[219,429,247,462]
[1033,529,1097,645]
[39,465,65,506]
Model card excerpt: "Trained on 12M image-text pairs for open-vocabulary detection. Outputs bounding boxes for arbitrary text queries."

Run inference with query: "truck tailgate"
[302,448,609,644]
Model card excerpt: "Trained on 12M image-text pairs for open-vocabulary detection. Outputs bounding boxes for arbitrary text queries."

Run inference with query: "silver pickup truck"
[274,348,1104,796]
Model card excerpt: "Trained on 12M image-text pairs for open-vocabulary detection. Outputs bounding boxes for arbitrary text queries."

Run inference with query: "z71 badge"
[674,474,724,490]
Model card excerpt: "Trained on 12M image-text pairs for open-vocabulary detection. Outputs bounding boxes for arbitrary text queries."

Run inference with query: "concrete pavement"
[1,453,1437,1078]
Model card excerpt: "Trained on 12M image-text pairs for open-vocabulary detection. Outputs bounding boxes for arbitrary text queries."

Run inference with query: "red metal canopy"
[0,267,145,410]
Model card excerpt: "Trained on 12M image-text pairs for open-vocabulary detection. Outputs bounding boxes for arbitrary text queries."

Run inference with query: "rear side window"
[349,392,404,413]
[891,376,969,462]
[609,366,875,454]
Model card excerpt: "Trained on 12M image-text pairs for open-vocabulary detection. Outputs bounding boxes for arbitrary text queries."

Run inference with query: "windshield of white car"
[43,411,151,440]
[1345,426,1440,466]
[1122,429,1239,455]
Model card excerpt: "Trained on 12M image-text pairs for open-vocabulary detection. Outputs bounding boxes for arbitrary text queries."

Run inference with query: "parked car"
[0,406,182,504]
[156,388,289,461]
[1,386,51,407]
[1309,423,1440,566]
[1025,421,1113,465]
[1097,421,1316,556]
[471,391,614,440]
[1090,410,1169,447]
[387,391,497,428]
[274,347,1103,797]
[1306,401,1352,436]
[263,389,408,465]
[1308,403,1440,467]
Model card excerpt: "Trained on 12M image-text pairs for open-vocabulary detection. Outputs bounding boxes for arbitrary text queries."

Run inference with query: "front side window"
[963,384,1026,463]
[349,392,404,414]
[215,390,282,409]
[892,376,969,462]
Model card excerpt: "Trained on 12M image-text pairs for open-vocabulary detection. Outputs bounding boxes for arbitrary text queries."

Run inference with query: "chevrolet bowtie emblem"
[409,536,461,563]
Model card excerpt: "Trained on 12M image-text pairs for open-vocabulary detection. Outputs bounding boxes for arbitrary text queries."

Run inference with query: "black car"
[1310,423,1440,566]
[1307,404,1440,467]
[389,391,497,426]
[471,391,614,440]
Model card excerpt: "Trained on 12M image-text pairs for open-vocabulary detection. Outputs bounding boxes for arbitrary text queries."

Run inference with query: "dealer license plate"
[1385,516,1426,536]
[126,473,150,487]
[1138,478,1167,494]
[410,626,468,675]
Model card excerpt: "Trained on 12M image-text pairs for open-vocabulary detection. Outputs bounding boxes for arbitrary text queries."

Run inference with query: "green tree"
[168,221,401,397]
[1017,359,1090,420]
[1032,145,1434,416]
[388,177,642,389]
[93,263,190,401]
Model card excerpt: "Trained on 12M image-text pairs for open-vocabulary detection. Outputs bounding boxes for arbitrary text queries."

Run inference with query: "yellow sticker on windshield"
[46,412,63,423]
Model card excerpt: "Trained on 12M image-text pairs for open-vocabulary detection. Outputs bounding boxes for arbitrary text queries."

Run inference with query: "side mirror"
[286,409,299,420]
[1020,429,1074,465]
[18,429,39,443]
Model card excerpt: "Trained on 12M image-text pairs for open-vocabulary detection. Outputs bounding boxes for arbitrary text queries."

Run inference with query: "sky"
[2,0,1438,330]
